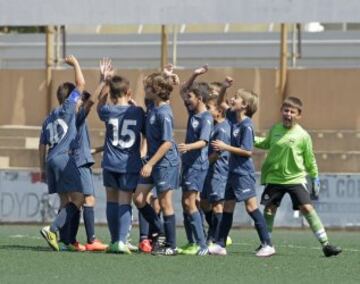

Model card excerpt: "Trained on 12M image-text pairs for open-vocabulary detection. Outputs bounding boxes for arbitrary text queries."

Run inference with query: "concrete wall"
[1,68,360,130]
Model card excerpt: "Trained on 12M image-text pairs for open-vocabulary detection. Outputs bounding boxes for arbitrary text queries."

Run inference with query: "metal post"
[46,26,55,113]
[172,24,178,66]
[161,25,168,69]
[278,23,288,99]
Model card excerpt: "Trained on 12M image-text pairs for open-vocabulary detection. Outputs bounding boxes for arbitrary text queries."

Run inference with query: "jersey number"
[109,119,137,149]
[46,119,68,148]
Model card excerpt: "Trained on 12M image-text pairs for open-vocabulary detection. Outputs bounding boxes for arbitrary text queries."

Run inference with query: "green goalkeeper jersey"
[255,123,318,185]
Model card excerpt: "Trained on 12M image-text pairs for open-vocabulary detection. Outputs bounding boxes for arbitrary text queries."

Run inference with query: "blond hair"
[234,89,258,118]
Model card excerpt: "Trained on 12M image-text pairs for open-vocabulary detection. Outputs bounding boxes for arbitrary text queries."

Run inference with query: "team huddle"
[38,55,342,257]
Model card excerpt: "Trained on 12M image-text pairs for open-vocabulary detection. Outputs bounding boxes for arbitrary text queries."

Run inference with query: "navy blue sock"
[139,211,150,240]
[212,212,223,242]
[183,212,194,244]
[248,209,272,246]
[83,206,96,243]
[58,209,68,243]
[68,209,80,244]
[138,203,161,236]
[163,214,176,249]
[189,211,207,249]
[204,210,213,241]
[119,204,132,243]
[216,212,233,247]
[50,202,78,234]
[159,214,165,236]
[106,202,119,243]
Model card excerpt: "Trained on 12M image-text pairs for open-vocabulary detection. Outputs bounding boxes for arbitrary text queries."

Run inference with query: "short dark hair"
[188,82,210,102]
[282,96,303,113]
[82,90,91,101]
[56,82,75,104]
[109,75,130,99]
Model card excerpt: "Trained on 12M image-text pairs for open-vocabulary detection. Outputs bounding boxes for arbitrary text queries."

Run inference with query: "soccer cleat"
[152,246,177,256]
[67,241,86,252]
[256,245,276,257]
[118,241,132,255]
[85,239,108,252]
[139,239,152,254]
[106,242,119,253]
[126,241,139,252]
[196,247,209,256]
[226,236,233,246]
[40,226,59,251]
[209,243,227,256]
[322,244,342,257]
[58,242,69,252]
[178,243,199,255]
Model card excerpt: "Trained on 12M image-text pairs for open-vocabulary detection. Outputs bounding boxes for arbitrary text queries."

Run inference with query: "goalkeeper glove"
[310,177,321,200]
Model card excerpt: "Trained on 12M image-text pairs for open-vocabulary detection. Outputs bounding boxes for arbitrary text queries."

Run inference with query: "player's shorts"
[201,172,227,203]
[103,169,139,192]
[225,173,257,202]
[46,154,83,194]
[260,183,312,210]
[138,165,180,194]
[181,166,208,193]
[78,166,95,196]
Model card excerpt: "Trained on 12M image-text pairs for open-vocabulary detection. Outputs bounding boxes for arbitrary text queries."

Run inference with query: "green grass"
[0,225,359,284]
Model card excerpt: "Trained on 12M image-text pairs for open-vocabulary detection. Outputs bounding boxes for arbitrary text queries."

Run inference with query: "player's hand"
[141,163,153,177]
[193,65,208,75]
[163,64,180,85]
[100,58,114,82]
[223,76,233,88]
[65,55,79,67]
[178,143,190,153]
[310,177,321,200]
[211,140,228,151]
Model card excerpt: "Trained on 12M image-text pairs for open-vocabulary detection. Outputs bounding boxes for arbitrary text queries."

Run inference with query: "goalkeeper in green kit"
[255,96,342,257]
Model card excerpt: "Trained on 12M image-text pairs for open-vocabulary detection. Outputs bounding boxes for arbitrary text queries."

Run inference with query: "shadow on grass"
[0,244,51,252]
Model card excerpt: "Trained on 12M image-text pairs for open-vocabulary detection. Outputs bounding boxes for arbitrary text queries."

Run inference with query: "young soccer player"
[97,58,145,254]
[178,66,214,256]
[200,94,231,244]
[209,86,275,257]
[133,69,180,256]
[39,55,86,251]
[255,96,342,257]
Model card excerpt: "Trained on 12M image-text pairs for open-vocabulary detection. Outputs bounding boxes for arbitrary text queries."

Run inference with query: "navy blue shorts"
[225,173,257,202]
[181,166,208,193]
[202,172,227,203]
[78,166,95,196]
[103,169,139,192]
[138,165,179,194]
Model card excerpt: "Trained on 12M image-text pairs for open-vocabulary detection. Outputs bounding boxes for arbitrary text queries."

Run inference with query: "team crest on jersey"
[192,119,199,129]
[233,128,240,137]
[150,114,156,124]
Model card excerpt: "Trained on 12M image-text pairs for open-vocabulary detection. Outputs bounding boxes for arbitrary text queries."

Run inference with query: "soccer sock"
[159,213,165,236]
[216,212,233,247]
[183,212,194,244]
[189,211,207,249]
[264,210,275,238]
[303,210,329,246]
[50,202,78,233]
[163,214,176,249]
[138,211,150,241]
[106,202,119,243]
[58,209,68,243]
[249,209,272,246]
[212,212,223,242]
[199,209,207,239]
[118,204,132,243]
[204,210,213,241]
[83,206,96,243]
[68,208,80,244]
[138,203,162,236]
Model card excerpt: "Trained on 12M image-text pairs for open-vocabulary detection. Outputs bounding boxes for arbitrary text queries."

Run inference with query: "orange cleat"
[68,241,86,252]
[85,239,108,252]
[139,239,152,253]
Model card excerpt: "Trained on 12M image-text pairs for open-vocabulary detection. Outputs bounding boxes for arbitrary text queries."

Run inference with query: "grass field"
[0,225,359,284]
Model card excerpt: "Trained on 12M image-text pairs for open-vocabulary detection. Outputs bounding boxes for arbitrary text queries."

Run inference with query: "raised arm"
[180,65,208,100]
[217,76,233,111]
[65,55,85,93]
[96,58,113,111]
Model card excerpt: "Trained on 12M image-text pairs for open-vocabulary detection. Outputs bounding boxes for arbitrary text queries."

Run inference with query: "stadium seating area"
[1,126,359,172]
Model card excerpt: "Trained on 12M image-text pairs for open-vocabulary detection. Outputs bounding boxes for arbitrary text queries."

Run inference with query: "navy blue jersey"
[98,104,145,173]
[71,108,95,167]
[208,119,231,177]
[226,109,237,125]
[39,89,81,161]
[229,117,256,175]
[146,103,179,168]
[182,111,213,170]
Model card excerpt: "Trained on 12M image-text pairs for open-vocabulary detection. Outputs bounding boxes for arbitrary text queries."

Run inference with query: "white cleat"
[256,245,276,257]
[208,244,227,256]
